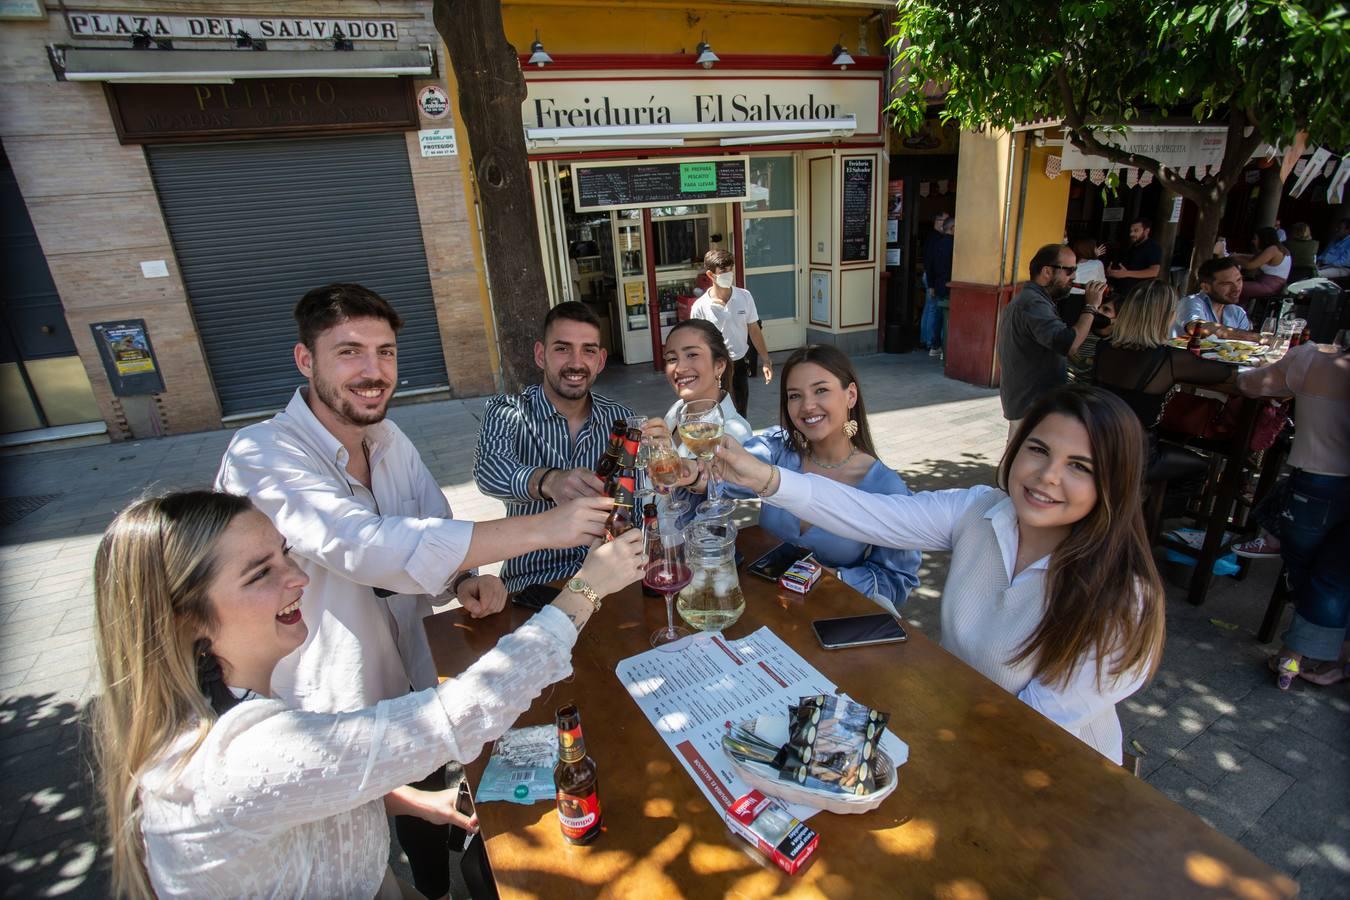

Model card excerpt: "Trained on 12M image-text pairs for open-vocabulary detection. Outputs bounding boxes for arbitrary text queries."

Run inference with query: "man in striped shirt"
[474,302,635,593]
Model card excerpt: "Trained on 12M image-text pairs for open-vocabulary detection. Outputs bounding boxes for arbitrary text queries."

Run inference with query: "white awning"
[525,117,856,151]
[58,47,432,83]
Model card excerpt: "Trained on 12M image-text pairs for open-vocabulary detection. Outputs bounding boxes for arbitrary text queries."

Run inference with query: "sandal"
[1298,660,1349,687]
[1275,655,1300,691]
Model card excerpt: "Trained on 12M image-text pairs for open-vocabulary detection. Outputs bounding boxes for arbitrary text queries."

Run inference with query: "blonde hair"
[1109,282,1178,350]
[92,491,252,898]
[1289,221,1312,241]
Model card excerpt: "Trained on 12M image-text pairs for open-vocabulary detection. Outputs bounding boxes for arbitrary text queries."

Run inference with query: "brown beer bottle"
[603,429,641,541]
[641,501,661,597]
[595,420,627,480]
[554,703,602,844]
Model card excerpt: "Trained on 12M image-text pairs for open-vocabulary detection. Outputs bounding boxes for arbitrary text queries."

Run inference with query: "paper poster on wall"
[91,319,165,396]
[810,271,831,325]
[886,218,899,243]
[886,248,901,267]
[887,179,903,217]
[1169,195,1184,223]
[623,281,646,307]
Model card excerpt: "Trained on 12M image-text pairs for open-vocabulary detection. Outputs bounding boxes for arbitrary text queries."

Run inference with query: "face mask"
[713,272,736,289]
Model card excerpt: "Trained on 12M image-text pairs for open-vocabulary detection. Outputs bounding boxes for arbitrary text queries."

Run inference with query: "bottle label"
[558,725,586,762]
[557,787,601,837]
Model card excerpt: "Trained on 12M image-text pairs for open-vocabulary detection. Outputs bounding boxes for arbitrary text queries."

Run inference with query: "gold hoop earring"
[843,418,859,439]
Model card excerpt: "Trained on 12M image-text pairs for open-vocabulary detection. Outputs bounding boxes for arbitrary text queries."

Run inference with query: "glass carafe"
[676,522,744,632]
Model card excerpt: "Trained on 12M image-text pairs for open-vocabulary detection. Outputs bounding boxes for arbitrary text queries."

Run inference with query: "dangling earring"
[794,429,808,450]
[843,412,859,439]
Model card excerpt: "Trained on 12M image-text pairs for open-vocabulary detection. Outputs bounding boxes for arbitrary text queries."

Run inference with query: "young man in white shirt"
[216,283,610,898]
[690,248,773,416]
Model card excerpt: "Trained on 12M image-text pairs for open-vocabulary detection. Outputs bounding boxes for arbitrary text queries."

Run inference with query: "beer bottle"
[641,501,661,597]
[595,420,627,480]
[554,703,602,844]
[603,429,641,541]
[1298,325,1311,346]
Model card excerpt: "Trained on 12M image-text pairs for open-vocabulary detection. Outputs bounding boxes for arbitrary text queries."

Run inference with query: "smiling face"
[1007,413,1099,535]
[535,318,605,403]
[663,327,725,402]
[785,361,857,446]
[203,510,309,685]
[296,316,397,430]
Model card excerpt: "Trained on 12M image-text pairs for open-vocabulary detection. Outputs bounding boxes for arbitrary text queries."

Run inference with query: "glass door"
[742,155,801,349]
[613,210,653,364]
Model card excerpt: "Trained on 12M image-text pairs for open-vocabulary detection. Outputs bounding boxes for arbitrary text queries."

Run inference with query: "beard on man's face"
[546,364,594,400]
[311,370,392,427]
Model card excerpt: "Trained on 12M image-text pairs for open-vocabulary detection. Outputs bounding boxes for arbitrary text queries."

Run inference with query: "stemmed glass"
[678,398,734,518]
[645,433,688,519]
[645,512,692,649]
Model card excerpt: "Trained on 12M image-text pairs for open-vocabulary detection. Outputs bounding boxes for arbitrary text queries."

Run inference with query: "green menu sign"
[679,163,717,192]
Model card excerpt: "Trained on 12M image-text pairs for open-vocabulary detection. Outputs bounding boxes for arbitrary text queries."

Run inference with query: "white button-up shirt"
[216,389,473,712]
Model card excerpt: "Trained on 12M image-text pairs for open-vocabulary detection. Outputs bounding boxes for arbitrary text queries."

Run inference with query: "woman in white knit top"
[91,491,646,899]
[714,384,1166,764]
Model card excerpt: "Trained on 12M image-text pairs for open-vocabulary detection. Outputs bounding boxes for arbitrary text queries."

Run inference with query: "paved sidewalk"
[1,351,1346,897]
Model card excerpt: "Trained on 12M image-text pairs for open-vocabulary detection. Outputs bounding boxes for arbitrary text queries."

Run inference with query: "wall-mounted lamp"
[528,30,553,67]
[830,40,855,70]
[131,28,173,50]
[235,30,267,50]
[332,26,354,51]
[695,32,719,69]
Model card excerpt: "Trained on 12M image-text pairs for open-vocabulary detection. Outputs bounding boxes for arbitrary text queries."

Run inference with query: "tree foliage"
[888,0,1349,272]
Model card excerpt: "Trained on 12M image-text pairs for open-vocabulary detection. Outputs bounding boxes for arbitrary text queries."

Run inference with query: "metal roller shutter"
[147,134,447,417]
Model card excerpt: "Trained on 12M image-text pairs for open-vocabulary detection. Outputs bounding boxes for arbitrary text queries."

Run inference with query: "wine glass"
[645,513,693,649]
[678,398,734,518]
[645,433,688,518]
[1259,316,1277,348]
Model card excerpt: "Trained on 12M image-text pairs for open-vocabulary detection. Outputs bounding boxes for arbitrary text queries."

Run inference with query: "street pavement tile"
[1172,727,1255,787]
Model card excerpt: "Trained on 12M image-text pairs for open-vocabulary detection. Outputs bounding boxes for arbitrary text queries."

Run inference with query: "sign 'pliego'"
[523,74,882,136]
[66,11,399,41]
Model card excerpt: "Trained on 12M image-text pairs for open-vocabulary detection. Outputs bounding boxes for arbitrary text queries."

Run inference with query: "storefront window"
[742,155,797,321]
[744,157,794,212]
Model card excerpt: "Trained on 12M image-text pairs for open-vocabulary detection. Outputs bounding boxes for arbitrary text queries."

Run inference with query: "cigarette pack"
[726,790,819,875]
[778,559,822,594]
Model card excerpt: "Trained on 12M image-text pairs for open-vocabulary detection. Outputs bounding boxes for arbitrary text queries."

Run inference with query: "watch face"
[568,578,586,593]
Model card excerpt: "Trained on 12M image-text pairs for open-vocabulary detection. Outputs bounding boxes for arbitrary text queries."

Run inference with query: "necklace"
[809,445,858,470]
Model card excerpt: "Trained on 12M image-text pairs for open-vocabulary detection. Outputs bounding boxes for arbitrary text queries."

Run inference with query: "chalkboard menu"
[841,157,874,262]
[573,158,750,212]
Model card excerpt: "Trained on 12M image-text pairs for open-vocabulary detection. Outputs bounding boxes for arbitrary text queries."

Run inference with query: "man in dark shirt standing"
[921,212,955,357]
[997,244,1106,437]
[1107,216,1163,299]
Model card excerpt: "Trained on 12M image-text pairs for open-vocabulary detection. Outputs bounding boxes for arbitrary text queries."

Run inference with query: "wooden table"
[425,528,1295,899]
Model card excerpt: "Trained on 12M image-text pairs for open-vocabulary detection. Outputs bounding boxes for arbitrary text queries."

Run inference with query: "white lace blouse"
[138,606,576,899]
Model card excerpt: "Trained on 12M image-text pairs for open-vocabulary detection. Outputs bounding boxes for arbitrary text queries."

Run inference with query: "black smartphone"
[454,780,476,850]
[812,614,908,650]
[511,583,560,611]
[747,542,814,581]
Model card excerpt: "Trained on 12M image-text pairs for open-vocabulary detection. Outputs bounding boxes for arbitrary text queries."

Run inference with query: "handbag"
[1159,392,1290,452]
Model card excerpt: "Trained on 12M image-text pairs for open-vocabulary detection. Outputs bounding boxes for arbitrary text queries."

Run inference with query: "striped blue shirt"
[473,384,633,593]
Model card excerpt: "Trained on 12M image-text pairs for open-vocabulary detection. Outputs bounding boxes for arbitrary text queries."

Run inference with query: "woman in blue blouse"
[738,346,920,612]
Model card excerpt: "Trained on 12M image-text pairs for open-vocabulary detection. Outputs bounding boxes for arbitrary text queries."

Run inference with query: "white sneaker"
[929,348,942,357]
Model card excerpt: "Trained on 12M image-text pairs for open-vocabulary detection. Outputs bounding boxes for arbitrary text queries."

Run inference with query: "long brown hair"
[92,491,253,898]
[779,345,878,458]
[998,385,1165,688]
[665,318,733,396]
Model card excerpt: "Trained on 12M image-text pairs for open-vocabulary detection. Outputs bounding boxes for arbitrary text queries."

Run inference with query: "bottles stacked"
[602,425,642,540]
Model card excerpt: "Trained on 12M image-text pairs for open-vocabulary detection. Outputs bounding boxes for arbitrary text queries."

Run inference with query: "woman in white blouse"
[92,491,645,899]
[713,384,1166,764]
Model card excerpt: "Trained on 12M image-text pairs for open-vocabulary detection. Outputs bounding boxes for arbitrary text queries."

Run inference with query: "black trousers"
[394,767,499,900]
[731,356,751,417]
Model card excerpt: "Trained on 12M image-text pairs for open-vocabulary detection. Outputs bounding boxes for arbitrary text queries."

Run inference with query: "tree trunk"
[1188,189,1227,293]
[434,0,546,392]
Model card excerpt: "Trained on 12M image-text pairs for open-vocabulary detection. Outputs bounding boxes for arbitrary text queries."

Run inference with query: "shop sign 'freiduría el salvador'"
[524,75,882,135]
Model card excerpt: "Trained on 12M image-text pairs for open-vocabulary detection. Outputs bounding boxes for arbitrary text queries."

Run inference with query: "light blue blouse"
[736,428,922,613]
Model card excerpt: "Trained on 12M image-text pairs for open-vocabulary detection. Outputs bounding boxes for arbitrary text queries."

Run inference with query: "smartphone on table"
[511,583,560,611]
[812,613,908,650]
[747,542,814,581]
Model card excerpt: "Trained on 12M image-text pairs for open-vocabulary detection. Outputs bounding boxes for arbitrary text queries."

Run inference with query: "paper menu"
[615,627,838,821]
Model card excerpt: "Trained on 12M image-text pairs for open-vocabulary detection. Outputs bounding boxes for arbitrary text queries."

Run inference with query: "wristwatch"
[565,577,602,612]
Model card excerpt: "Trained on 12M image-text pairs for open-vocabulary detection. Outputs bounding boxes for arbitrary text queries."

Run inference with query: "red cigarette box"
[778,559,822,594]
[726,790,819,875]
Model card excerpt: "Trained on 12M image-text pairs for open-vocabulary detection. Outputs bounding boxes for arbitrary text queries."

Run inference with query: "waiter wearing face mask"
[690,247,773,416]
